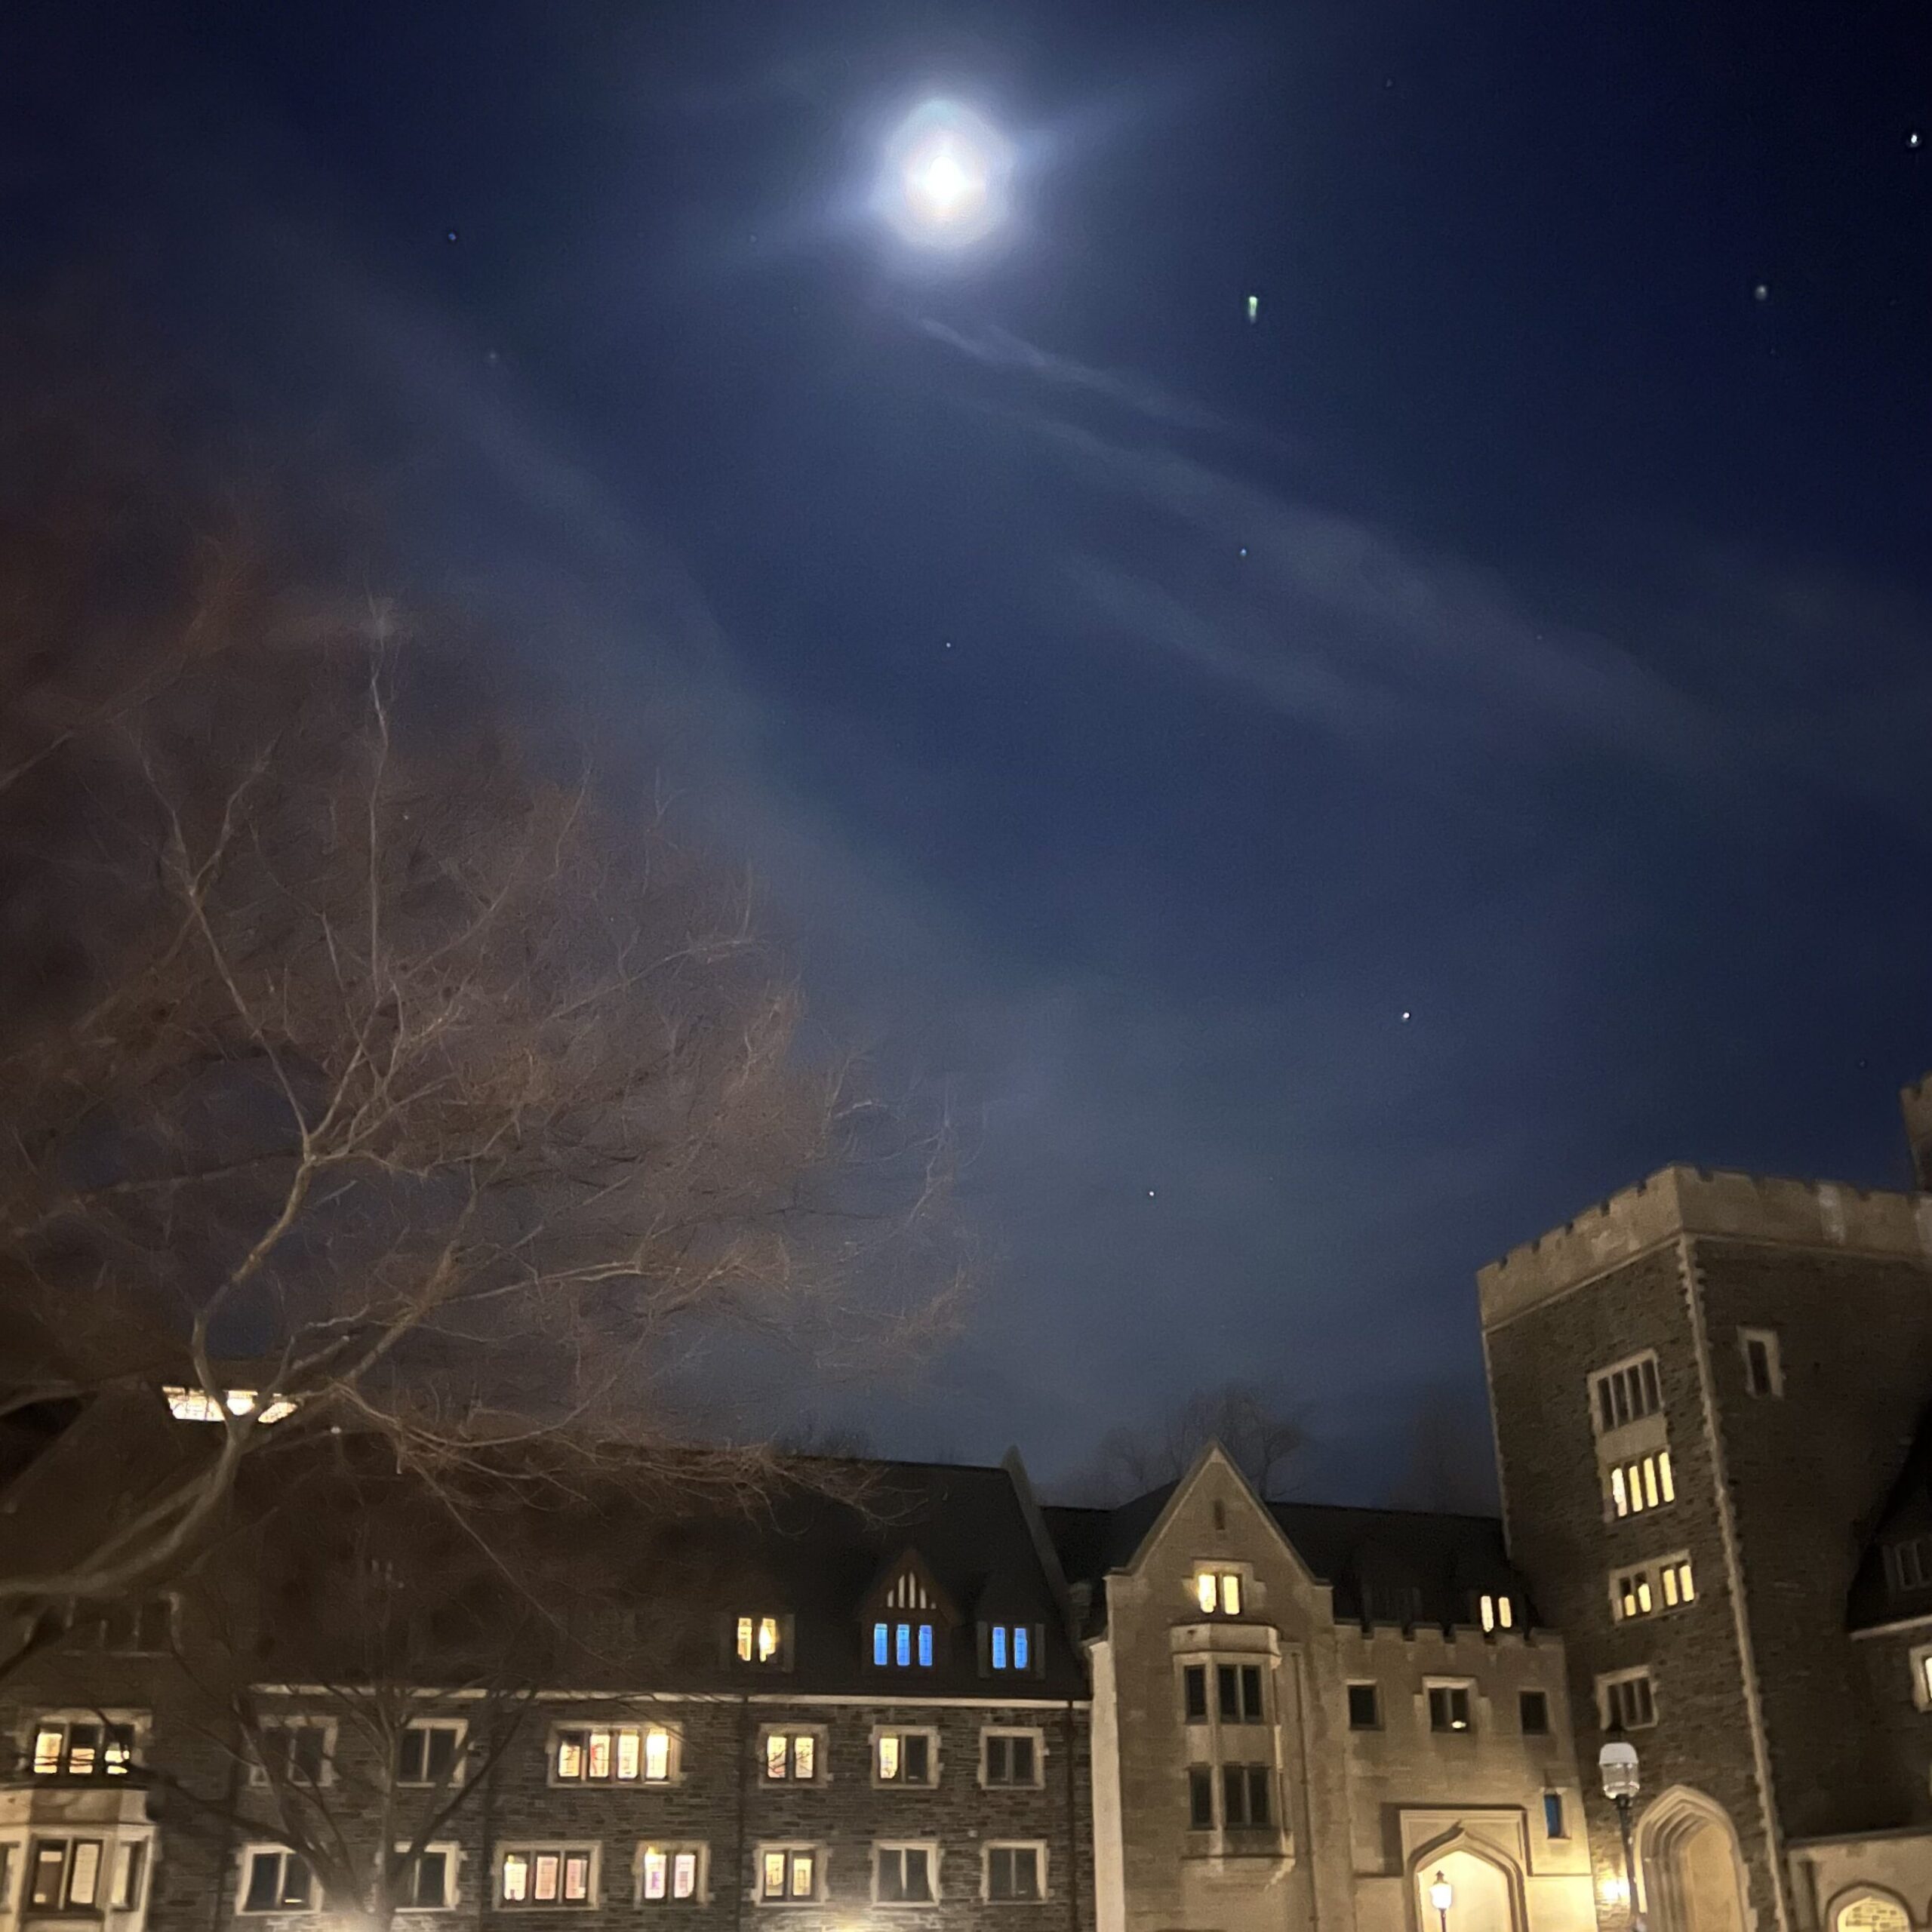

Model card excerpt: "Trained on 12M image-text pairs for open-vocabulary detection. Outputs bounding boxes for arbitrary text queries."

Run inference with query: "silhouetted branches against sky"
[0,344,965,1613]
[1053,1380,1309,1506]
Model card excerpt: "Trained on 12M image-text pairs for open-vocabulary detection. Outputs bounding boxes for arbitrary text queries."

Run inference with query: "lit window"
[988,1623,1034,1671]
[1590,1354,1663,1432]
[638,1847,702,1905]
[875,1845,934,1904]
[737,1616,783,1664]
[1740,1329,1782,1398]
[872,1620,935,1668]
[1613,1557,1694,1621]
[398,1721,464,1786]
[758,1849,817,1902]
[1598,1669,1657,1730]
[1194,1569,1242,1616]
[1914,1648,1932,1709]
[163,1386,296,1425]
[1427,1684,1472,1732]
[763,1732,817,1781]
[1478,1593,1515,1632]
[875,1730,933,1783]
[500,1847,595,1907]
[983,1730,1039,1786]
[1544,1792,1567,1839]
[987,1846,1042,1901]
[1609,1450,1676,1518]
[30,1719,134,1777]
[30,1840,106,1912]
[241,1849,315,1913]
[552,1725,672,1783]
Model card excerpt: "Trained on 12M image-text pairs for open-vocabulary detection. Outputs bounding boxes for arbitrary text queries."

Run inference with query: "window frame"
[29,1712,139,1778]
[634,1842,708,1906]
[1890,1537,1932,1592]
[980,1727,1044,1789]
[1425,1679,1475,1734]
[1607,1449,1677,1520]
[1543,1792,1567,1840]
[758,1726,826,1784]
[30,1837,109,1912]
[871,1726,940,1788]
[393,1841,463,1912]
[872,1841,940,1907]
[1218,1761,1274,1829]
[1611,1552,1697,1623]
[1909,1645,1932,1711]
[734,1614,792,1669]
[983,1842,1048,1903]
[1739,1327,1783,1399]
[1478,1592,1515,1633]
[238,1844,319,1914]
[1589,1351,1664,1434]
[497,1844,601,1909]
[1518,1689,1551,1737]
[983,1621,1041,1675]
[1346,1682,1382,1731]
[1597,1667,1658,1730]
[1192,1567,1246,1617]
[755,1845,823,1906]
[249,1715,337,1788]
[1214,1660,1267,1724]
[397,1718,468,1789]
[546,1721,678,1787]
[869,1619,937,1669]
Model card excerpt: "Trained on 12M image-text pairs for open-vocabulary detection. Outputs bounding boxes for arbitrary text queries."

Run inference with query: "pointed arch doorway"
[1411,1839,1522,1932]
[1636,1789,1751,1932]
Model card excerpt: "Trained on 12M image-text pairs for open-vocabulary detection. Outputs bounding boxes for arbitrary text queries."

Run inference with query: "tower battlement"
[1478,1163,1932,1329]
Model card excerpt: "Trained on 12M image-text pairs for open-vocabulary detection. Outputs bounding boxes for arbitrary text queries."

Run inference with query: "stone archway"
[1635,1789,1752,1932]
[1410,1833,1524,1932]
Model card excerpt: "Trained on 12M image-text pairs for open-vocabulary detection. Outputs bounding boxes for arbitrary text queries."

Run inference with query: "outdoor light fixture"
[1429,1872,1454,1932]
[1598,1727,1644,1931]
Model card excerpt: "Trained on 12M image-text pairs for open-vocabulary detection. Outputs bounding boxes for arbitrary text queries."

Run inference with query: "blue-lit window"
[989,1624,1033,1672]
[875,1620,934,1669]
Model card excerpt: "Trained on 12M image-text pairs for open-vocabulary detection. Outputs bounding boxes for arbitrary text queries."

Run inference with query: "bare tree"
[1386,1382,1498,1515]
[1055,1380,1308,1506]
[0,402,960,1633]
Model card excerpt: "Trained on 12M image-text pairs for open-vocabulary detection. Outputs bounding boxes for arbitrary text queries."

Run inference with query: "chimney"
[1903,1075,1932,1190]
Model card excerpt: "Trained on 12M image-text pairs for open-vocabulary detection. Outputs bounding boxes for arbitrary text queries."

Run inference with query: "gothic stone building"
[1481,1075,1932,1932]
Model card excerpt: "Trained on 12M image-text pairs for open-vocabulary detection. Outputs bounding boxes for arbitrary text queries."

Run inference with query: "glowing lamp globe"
[1429,1875,1454,1915]
[879,100,1011,248]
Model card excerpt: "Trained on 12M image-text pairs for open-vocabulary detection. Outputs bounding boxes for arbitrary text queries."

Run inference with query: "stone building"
[1480,1077,1932,1932]
[1046,1450,1595,1932]
[0,1454,1092,1932]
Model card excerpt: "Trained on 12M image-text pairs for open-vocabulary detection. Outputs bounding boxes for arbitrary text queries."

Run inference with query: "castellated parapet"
[1478,1162,1932,1330]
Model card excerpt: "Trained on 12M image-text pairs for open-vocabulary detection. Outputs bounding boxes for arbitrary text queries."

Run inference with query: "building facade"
[1481,1083,1932,1932]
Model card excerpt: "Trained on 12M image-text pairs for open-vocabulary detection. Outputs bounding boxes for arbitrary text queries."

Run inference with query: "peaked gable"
[864,1545,961,1626]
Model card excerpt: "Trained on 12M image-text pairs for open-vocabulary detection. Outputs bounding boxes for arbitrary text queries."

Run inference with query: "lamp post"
[1429,1871,1454,1932]
[1598,1724,1644,1932]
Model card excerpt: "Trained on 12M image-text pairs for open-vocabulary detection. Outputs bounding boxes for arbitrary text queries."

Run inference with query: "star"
[943,639,953,651]
[1911,132,1923,149]
[445,229,459,243]
[1752,281,1770,301]
[1146,1189,1155,1199]
[1238,546,1249,558]
[1400,1011,1412,1023]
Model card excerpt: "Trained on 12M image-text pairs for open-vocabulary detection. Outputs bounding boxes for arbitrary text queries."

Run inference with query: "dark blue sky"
[8,0,1932,1496]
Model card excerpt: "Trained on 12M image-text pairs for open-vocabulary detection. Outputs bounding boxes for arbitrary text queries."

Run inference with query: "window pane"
[244,1852,281,1913]
[416,1852,448,1909]
[917,1624,934,1667]
[874,1622,889,1666]
[1189,1765,1213,1829]
[991,1626,1008,1671]
[534,1854,561,1903]
[879,1735,900,1780]
[758,1617,780,1662]
[644,1850,667,1901]
[647,1730,672,1781]
[906,1850,931,1901]
[32,1727,63,1775]
[1348,1684,1379,1729]
[66,1841,100,1907]
[1246,1767,1270,1825]
[737,1616,754,1661]
[1221,1574,1241,1616]
[762,1854,786,1899]
[399,1728,426,1783]
[905,1735,930,1783]
[292,1727,326,1783]
[587,1730,612,1780]
[789,1854,813,1899]
[503,1855,530,1903]
[557,1731,585,1780]
[1660,1450,1675,1502]
[896,1623,910,1668]
[1196,1572,1217,1614]
[767,1734,789,1780]
[1218,1665,1238,1719]
[564,1854,590,1903]
[794,1734,814,1780]
[673,1854,697,1900]
[1520,1690,1549,1734]
[1241,1666,1263,1719]
[68,1724,99,1776]
[1544,1792,1566,1839]
[1014,1626,1029,1669]
[1183,1666,1207,1720]
[116,1842,146,1909]
[427,1727,457,1782]
[1013,1849,1039,1899]
[1013,1736,1035,1783]
[1222,1763,1244,1825]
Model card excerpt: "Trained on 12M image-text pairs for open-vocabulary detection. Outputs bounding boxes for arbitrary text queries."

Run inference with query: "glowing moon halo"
[878,100,1011,248]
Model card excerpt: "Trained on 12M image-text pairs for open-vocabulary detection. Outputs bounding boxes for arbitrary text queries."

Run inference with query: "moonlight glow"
[879,100,1011,248]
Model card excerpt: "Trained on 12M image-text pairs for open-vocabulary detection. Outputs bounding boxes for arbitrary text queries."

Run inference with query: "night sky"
[8,2,1932,1497]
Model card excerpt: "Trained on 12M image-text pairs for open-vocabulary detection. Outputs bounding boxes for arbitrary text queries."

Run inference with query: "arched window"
[1832,1893,1910,1932]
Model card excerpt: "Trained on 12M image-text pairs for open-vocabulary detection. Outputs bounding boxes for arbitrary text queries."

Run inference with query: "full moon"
[878,100,1011,248]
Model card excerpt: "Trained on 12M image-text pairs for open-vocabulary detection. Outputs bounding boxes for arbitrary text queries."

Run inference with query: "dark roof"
[1847,1403,1932,1632]
[1046,1481,1535,1633]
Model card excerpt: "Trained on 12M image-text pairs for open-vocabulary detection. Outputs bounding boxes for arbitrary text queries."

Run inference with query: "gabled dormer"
[863,1547,958,1669]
